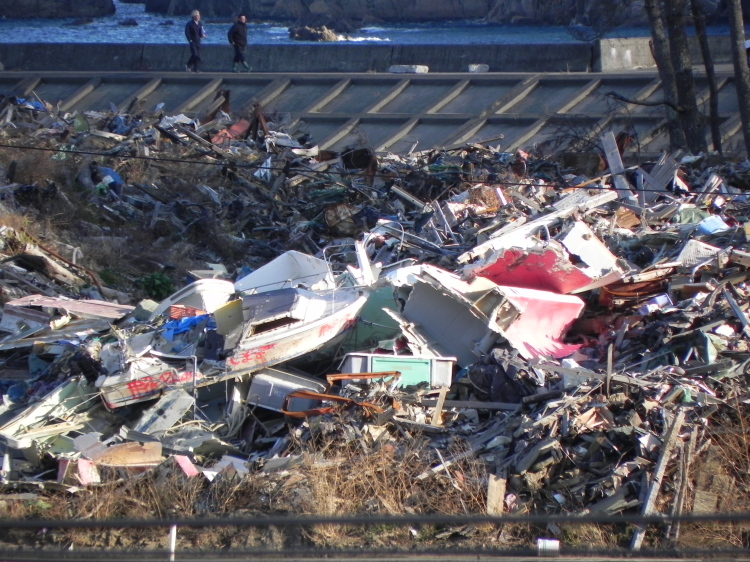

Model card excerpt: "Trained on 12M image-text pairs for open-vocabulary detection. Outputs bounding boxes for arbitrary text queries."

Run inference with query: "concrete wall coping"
[0,36,733,74]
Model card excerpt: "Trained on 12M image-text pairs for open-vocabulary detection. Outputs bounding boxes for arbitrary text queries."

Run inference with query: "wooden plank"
[486,472,506,515]
[723,287,750,339]
[177,125,233,158]
[419,399,519,411]
[667,428,697,543]
[514,437,559,474]
[601,130,634,199]
[89,441,163,467]
[417,419,508,480]
[630,408,686,551]
[639,152,681,203]
[430,386,449,426]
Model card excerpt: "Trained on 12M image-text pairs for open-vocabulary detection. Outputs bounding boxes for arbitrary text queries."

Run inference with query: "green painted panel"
[371,356,432,387]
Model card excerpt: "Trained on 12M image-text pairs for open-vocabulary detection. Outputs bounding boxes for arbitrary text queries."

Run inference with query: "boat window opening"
[249,316,301,335]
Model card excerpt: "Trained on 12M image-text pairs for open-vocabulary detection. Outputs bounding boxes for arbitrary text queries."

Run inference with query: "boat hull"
[226,290,367,377]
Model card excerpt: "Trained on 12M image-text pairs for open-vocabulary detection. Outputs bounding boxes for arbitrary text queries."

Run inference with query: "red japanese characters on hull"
[103,369,203,409]
[227,310,361,377]
[226,343,277,368]
[317,315,356,339]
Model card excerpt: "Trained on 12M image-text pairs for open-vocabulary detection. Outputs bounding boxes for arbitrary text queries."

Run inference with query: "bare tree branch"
[605,91,682,112]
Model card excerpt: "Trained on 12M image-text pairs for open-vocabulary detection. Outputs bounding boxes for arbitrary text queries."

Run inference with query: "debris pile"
[0,93,749,547]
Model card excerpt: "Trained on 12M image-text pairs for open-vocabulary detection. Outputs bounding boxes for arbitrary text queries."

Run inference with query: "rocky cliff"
[144,0,492,22]
[2,0,732,25]
[0,0,115,18]
[143,0,727,26]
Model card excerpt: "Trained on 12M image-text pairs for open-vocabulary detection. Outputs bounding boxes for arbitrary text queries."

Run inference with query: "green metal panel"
[371,356,432,388]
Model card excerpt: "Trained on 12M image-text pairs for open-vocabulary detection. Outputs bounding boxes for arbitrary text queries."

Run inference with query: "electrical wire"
[0,140,747,197]
[2,510,750,531]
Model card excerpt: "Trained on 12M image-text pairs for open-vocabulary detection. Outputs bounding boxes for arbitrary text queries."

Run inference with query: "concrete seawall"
[0,36,733,74]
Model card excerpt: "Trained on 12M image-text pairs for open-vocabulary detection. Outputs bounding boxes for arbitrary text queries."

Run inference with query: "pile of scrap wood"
[0,94,748,549]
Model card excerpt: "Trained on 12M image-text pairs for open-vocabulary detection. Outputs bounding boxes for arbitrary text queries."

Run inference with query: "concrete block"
[594,38,656,72]
[593,36,733,73]
[388,64,429,74]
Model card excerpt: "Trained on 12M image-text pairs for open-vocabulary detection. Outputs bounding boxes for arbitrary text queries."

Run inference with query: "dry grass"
[0,140,249,295]
[0,211,35,236]
[1,145,73,187]
[266,435,492,548]
[558,522,627,551]
[671,404,750,551]
[4,417,750,555]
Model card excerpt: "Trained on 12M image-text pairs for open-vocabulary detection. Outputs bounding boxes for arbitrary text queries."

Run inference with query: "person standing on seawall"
[185,10,206,73]
[228,14,250,72]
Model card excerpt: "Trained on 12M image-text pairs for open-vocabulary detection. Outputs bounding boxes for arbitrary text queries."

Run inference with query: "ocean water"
[0,0,736,45]
[0,0,710,45]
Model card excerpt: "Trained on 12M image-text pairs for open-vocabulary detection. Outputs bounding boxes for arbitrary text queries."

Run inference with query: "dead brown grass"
[0,211,35,236]
[0,139,250,295]
[1,145,74,188]
[262,434,492,548]
[7,421,750,556]
[673,404,750,551]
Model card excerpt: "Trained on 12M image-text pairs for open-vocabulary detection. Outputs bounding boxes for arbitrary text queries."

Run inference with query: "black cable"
[0,140,746,198]
[3,511,750,531]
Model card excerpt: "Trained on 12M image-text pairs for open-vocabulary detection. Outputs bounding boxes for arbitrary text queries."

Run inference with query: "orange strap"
[281,389,385,418]
[325,371,401,386]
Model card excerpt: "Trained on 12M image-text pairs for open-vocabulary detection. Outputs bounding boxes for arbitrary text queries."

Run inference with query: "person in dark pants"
[228,14,249,72]
[184,9,206,72]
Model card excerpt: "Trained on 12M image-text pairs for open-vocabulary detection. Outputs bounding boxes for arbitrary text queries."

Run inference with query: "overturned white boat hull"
[226,287,367,377]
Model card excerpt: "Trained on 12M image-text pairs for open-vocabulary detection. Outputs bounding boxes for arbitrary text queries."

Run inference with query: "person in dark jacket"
[184,10,206,73]
[228,14,250,72]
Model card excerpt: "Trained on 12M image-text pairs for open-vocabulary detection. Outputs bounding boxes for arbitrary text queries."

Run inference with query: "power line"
[0,140,746,198]
[4,511,750,531]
